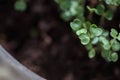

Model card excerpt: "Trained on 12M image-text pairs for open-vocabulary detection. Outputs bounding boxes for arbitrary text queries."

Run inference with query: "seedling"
[55,0,120,62]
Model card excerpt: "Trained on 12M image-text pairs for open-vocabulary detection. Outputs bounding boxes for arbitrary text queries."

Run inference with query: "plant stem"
[99,13,105,27]
[87,12,93,22]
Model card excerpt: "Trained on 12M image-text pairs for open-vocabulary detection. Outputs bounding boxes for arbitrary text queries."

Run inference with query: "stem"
[87,12,93,22]
[99,13,105,27]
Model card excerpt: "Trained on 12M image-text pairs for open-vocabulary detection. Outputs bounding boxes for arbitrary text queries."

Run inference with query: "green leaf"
[105,0,112,5]
[111,52,118,62]
[60,0,71,11]
[102,31,109,37]
[70,1,79,15]
[14,0,27,11]
[99,36,109,45]
[105,10,114,20]
[70,19,81,31]
[95,4,105,15]
[88,49,96,59]
[79,34,90,45]
[110,28,118,38]
[86,43,93,50]
[117,33,120,41]
[100,37,111,50]
[103,43,111,50]
[91,37,99,44]
[90,24,103,36]
[111,40,120,51]
[61,11,72,21]
[76,29,87,36]
[101,50,110,59]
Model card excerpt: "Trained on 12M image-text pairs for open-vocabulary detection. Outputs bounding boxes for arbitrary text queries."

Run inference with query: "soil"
[0,0,120,80]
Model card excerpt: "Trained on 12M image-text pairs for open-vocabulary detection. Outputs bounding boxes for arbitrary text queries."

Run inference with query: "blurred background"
[0,0,120,80]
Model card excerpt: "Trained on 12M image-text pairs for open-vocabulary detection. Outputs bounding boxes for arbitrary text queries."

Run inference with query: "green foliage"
[55,0,120,62]
[87,4,114,21]
[14,0,27,11]
[104,0,120,6]
[55,0,84,21]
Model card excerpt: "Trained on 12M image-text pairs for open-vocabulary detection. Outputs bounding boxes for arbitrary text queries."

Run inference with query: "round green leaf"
[110,28,118,38]
[103,43,111,50]
[111,40,120,51]
[105,10,114,20]
[70,19,81,31]
[61,11,72,21]
[101,50,110,59]
[111,52,118,62]
[79,34,90,45]
[90,24,103,36]
[95,4,105,15]
[14,0,27,11]
[101,50,112,62]
[91,37,99,44]
[88,49,96,59]
[76,29,87,36]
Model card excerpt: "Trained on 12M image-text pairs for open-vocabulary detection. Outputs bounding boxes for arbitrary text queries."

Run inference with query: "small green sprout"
[95,4,105,15]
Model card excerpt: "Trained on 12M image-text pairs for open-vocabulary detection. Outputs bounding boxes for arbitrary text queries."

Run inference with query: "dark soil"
[0,0,120,80]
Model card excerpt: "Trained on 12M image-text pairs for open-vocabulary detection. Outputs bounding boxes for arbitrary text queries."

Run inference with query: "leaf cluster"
[55,0,84,21]
[71,19,120,62]
[55,0,120,62]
